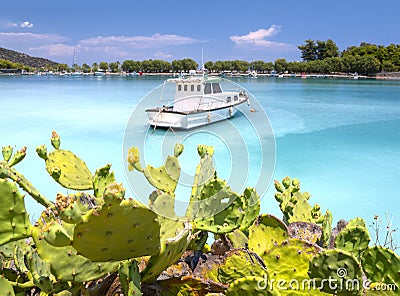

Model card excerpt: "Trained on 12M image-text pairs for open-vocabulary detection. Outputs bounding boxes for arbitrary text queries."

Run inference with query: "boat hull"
[146,102,245,129]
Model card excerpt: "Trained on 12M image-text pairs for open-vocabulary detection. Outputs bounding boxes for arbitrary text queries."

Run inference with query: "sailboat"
[71,46,82,76]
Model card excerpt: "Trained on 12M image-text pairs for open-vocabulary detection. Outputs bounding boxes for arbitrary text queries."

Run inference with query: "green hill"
[0,47,58,69]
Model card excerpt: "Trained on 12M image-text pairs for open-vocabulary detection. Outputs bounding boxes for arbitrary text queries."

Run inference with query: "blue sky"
[0,0,399,66]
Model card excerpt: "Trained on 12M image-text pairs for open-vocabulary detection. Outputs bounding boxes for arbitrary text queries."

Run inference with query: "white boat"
[249,70,258,78]
[94,70,106,76]
[146,76,250,129]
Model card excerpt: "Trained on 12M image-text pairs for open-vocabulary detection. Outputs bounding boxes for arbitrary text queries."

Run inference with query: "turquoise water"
[1,75,400,240]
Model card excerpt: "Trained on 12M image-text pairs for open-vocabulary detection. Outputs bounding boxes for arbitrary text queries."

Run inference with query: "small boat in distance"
[146,75,250,129]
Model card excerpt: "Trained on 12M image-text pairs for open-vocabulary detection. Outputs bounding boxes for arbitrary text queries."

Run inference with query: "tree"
[298,39,317,62]
[316,39,339,60]
[99,62,108,71]
[274,58,288,73]
[92,63,99,72]
[81,63,91,73]
[109,62,120,73]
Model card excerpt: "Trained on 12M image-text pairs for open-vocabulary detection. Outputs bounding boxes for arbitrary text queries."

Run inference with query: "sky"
[0,0,399,66]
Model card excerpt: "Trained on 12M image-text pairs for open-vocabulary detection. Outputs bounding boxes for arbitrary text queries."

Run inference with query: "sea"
[1,75,400,245]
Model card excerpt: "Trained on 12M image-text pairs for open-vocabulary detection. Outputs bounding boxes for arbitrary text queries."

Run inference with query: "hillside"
[0,47,59,68]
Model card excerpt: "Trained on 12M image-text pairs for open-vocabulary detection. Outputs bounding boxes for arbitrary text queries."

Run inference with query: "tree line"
[2,41,400,76]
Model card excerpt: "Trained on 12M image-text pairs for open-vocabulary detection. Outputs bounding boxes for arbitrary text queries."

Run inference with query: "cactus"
[226,229,248,249]
[40,219,71,248]
[0,275,15,296]
[361,246,400,287]
[217,249,267,284]
[39,132,93,190]
[8,146,27,167]
[274,177,324,225]
[71,183,161,261]
[248,214,288,256]
[127,144,181,195]
[334,225,370,258]
[261,239,320,294]
[308,249,363,295]
[32,219,119,283]
[239,187,260,231]
[319,210,332,247]
[118,259,142,296]
[2,146,13,162]
[0,178,32,246]
[93,163,116,198]
[140,219,192,282]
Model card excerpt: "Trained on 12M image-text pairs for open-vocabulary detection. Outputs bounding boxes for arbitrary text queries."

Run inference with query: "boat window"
[204,83,212,94]
[191,85,194,91]
[184,84,188,91]
[197,85,201,92]
[212,83,222,93]
[234,95,238,101]
[178,84,182,91]
[226,96,231,103]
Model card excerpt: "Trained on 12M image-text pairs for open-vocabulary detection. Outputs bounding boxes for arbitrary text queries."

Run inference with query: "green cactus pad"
[141,219,192,282]
[347,217,367,229]
[72,196,161,261]
[226,276,281,296]
[361,246,400,287]
[194,184,246,234]
[319,210,333,247]
[156,275,227,295]
[308,249,363,295]
[93,163,116,198]
[248,214,288,256]
[217,249,267,284]
[0,275,15,296]
[45,149,93,190]
[118,259,142,296]
[26,250,55,294]
[8,146,26,167]
[32,221,118,283]
[55,193,87,224]
[0,178,32,246]
[261,240,317,294]
[149,192,177,218]
[334,226,370,257]
[239,187,260,231]
[40,220,71,247]
[2,146,13,162]
[226,229,248,249]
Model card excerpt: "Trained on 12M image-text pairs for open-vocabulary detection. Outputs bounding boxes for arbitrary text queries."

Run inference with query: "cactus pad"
[72,192,161,261]
[93,163,115,198]
[0,275,15,296]
[0,178,32,246]
[308,249,363,295]
[118,259,142,296]
[248,214,288,256]
[239,187,260,231]
[361,246,400,287]
[45,149,93,190]
[140,219,191,282]
[334,225,370,257]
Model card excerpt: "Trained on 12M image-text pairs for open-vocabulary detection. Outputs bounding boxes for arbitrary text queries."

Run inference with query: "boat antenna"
[201,47,204,77]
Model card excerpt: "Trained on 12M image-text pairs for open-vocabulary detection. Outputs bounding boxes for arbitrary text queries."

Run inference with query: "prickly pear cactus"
[93,163,116,198]
[118,259,142,296]
[361,246,400,287]
[127,144,181,195]
[72,183,161,261]
[319,210,332,247]
[0,275,15,296]
[334,225,370,258]
[32,217,119,283]
[217,249,267,284]
[239,187,260,231]
[140,219,192,282]
[39,131,93,190]
[309,249,363,296]
[248,214,288,256]
[274,177,324,225]
[226,229,248,249]
[0,178,32,246]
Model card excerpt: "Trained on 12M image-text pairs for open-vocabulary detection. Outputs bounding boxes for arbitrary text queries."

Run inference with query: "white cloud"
[230,25,289,48]
[6,21,34,28]
[154,51,173,59]
[0,32,68,44]
[79,33,200,48]
[29,44,75,57]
